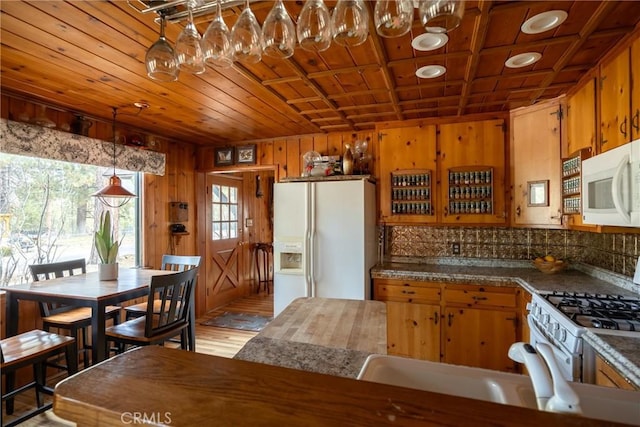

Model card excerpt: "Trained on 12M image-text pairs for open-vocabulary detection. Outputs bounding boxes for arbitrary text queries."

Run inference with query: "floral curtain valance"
[0,118,165,176]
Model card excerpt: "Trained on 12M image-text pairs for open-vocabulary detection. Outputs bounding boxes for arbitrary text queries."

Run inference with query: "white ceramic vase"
[98,263,118,281]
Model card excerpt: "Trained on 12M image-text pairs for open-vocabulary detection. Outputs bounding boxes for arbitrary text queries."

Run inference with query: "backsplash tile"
[385,225,639,279]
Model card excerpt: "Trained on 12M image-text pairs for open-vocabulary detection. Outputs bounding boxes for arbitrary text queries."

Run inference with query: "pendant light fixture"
[93,107,137,208]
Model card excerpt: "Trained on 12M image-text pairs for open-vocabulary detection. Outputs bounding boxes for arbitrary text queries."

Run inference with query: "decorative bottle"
[342,144,354,175]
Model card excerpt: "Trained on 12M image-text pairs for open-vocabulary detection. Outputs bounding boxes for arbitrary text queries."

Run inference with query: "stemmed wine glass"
[175,0,205,74]
[202,0,233,68]
[332,0,369,47]
[145,14,179,82]
[419,0,465,33]
[296,0,332,52]
[374,0,414,38]
[262,0,296,59]
[230,0,262,64]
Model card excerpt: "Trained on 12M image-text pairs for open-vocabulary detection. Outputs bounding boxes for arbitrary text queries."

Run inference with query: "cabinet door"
[511,101,563,227]
[443,307,517,372]
[386,301,440,361]
[595,355,638,390]
[600,48,631,151]
[565,78,597,157]
[632,37,640,141]
[439,119,506,224]
[378,125,437,223]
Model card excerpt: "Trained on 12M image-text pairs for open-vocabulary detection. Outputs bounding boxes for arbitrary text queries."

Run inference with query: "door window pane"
[211,182,239,241]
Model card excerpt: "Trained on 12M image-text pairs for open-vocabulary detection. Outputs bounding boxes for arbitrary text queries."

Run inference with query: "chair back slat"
[145,267,198,339]
[161,254,201,272]
[29,259,87,317]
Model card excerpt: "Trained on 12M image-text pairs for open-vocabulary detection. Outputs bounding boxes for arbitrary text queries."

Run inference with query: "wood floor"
[2,291,274,426]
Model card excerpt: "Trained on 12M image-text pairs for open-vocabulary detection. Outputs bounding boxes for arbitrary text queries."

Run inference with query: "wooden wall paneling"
[258,140,274,166]
[195,172,208,319]
[299,135,314,160]
[285,138,301,178]
[327,133,345,160]
[273,139,288,181]
[312,134,329,156]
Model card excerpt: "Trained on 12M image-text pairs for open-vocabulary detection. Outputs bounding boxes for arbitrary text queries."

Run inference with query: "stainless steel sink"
[357,355,640,425]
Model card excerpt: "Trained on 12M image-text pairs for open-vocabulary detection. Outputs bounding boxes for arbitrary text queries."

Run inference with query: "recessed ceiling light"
[412,33,449,51]
[416,65,446,79]
[505,52,541,69]
[134,101,150,109]
[521,10,568,34]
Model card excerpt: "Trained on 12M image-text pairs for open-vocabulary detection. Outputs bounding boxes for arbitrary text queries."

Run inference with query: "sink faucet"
[508,342,582,415]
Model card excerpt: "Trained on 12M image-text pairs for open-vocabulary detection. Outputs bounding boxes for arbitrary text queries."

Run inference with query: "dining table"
[0,267,179,365]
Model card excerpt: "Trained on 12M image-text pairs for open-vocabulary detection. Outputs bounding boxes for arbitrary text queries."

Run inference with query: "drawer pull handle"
[448,313,454,326]
[472,296,488,301]
[434,312,438,325]
[402,290,416,294]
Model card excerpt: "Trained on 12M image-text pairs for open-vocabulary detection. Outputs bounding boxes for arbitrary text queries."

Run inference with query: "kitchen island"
[234,297,386,378]
[53,345,622,427]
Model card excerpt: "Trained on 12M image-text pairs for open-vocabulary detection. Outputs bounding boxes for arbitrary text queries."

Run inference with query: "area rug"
[201,312,272,332]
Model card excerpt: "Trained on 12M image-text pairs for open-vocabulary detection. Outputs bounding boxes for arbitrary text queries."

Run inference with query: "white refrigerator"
[273,177,377,316]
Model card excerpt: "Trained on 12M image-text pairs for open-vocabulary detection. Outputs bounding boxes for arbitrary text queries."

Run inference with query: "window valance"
[0,118,165,176]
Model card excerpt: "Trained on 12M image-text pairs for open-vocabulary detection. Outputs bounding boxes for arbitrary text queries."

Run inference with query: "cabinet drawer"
[444,286,517,309]
[375,280,440,304]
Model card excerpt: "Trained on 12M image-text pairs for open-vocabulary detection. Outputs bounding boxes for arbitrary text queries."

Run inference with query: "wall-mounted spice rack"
[390,169,433,215]
[446,166,494,215]
[561,148,591,215]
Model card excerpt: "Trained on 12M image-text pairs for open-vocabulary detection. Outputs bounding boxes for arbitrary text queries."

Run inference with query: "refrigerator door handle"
[304,182,313,298]
[309,182,316,297]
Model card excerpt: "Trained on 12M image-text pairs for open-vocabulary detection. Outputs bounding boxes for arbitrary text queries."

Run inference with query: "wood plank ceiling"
[1,1,639,146]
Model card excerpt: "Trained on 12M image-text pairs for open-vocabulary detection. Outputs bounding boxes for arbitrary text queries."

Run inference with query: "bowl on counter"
[533,257,568,274]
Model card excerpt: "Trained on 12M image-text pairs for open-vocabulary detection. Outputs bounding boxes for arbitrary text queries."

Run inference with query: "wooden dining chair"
[124,254,201,320]
[29,259,121,368]
[106,267,198,352]
[1,329,77,427]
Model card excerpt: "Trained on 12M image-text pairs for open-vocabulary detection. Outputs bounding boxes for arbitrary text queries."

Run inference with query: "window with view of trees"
[211,184,238,240]
[0,153,140,286]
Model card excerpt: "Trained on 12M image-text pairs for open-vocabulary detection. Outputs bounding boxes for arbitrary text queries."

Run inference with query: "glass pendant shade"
[230,0,262,64]
[419,0,465,33]
[145,16,179,82]
[374,0,414,38]
[262,0,296,59]
[202,0,233,68]
[332,0,369,47]
[296,0,332,52]
[175,7,206,74]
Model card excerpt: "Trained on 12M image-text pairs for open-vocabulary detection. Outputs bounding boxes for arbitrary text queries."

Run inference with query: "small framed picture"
[214,147,234,166]
[236,145,256,165]
[528,180,549,207]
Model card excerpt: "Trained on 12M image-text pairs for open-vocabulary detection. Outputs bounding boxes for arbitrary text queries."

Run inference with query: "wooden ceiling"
[2,1,639,146]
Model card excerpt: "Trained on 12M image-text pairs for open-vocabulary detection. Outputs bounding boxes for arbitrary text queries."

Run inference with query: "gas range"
[543,291,640,332]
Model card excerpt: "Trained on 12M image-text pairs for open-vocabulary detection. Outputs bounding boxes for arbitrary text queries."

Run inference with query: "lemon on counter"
[543,255,555,262]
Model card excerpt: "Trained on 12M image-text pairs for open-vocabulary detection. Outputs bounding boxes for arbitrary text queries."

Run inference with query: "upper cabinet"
[565,77,597,158]
[510,100,563,228]
[378,125,438,224]
[600,36,640,151]
[439,119,507,225]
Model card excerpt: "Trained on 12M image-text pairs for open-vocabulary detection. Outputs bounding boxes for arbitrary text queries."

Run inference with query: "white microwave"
[582,139,640,227]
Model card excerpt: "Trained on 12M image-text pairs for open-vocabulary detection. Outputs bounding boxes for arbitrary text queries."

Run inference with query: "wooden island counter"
[53,345,623,426]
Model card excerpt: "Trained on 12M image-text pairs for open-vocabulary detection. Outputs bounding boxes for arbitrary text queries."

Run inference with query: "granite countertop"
[373,258,640,388]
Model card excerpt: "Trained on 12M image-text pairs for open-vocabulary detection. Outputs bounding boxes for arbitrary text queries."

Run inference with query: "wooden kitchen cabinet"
[510,100,563,227]
[377,125,437,224]
[375,279,520,372]
[595,355,638,391]
[374,279,440,361]
[439,119,507,225]
[565,77,597,158]
[600,36,640,151]
[442,284,519,372]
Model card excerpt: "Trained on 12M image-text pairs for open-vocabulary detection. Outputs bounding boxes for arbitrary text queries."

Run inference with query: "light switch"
[245,218,253,227]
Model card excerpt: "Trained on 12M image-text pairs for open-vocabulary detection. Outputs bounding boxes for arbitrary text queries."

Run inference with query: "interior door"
[205,174,244,310]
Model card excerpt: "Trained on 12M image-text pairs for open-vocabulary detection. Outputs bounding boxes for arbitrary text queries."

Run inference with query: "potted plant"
[95,210,122,280]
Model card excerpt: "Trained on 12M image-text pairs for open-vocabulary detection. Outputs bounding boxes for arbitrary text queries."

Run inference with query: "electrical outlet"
[452,242,460,255]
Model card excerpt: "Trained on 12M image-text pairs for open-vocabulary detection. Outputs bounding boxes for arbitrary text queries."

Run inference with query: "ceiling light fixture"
[505,52,542,69]
[411,33,449,51]
[93,107,137,209]
[521,10,568,35]
[416,64,446,79]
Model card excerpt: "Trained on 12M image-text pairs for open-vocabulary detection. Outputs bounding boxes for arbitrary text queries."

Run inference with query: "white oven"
[582,139,640,227]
